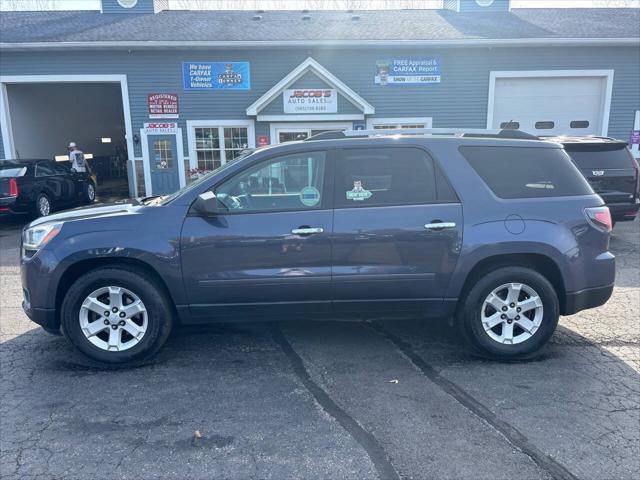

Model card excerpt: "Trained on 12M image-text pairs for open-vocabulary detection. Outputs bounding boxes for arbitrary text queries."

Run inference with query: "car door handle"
[424,222,456,230]
[291,227,324,235]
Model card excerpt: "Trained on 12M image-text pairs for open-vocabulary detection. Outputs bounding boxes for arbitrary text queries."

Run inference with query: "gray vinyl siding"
[0,45,638,160]
[458,0,511,13]
[443,0,510,12]
[100,0,155,14]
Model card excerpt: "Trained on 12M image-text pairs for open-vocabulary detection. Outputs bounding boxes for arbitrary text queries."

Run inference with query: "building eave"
[0,37,639,51]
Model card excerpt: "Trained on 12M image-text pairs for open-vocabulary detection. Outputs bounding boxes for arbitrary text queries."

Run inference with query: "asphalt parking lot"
[1,216,638,480]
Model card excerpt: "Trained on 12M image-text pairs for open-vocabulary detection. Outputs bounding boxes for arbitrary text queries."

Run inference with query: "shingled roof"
[0,8,638,46]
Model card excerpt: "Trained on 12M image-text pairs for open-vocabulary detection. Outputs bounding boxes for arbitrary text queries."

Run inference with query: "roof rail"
[305,128,539,141]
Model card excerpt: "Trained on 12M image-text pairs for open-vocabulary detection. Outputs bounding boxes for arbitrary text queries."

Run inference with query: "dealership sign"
[148,93,179,118]
[182,62,250,90]
[143,122,179,135]
[284,89,337,114]
[375,58,441,85]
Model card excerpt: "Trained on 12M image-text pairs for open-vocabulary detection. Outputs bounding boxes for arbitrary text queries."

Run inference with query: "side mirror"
[191,191,219,216]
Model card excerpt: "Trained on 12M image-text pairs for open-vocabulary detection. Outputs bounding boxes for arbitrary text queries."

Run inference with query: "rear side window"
[565,145,634,170]
[460,146,593,199]
[335,147,436,208]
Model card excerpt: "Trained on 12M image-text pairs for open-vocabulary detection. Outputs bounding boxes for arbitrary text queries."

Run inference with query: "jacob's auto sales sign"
[284,89,338,114]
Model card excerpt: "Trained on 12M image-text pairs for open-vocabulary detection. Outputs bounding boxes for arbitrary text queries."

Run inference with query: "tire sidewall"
[61,268,172,364]
[460,267,559,359]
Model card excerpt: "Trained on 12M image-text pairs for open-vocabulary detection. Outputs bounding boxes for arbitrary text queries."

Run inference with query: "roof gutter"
[0,37,638,50]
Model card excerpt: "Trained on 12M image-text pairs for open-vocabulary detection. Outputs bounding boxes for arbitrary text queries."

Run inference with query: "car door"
[331,146,463,317]
[34,161,65,207]
[180,149,334,319]
[50,162,81,205]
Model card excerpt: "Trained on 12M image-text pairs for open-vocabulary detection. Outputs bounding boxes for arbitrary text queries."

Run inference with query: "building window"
[367,117,433,131]
[570,120,590,129]
[535,121,555,130]
[194,125,249,171]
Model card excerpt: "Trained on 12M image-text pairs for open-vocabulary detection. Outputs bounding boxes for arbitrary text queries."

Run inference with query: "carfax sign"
[375,58,441,85]
[182,62,251,90]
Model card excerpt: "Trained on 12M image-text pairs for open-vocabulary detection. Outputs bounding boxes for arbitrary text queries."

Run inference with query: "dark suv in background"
[20,129,615,365]
[546,137,640,225]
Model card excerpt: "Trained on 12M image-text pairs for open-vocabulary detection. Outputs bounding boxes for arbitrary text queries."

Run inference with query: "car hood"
[27,199,145,228]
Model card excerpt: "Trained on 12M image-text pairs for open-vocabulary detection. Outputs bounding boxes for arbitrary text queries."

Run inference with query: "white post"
[631,110,640,159]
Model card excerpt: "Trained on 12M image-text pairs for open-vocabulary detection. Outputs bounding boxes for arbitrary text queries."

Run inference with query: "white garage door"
[490,76,608,136]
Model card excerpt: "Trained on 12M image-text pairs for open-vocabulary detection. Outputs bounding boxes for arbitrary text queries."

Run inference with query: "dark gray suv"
[20,129,615,365]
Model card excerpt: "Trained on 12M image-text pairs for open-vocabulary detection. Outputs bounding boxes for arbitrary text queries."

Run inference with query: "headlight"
[22,222,63,251]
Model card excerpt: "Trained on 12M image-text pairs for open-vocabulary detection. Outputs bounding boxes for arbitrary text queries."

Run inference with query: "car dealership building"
[1,0,639,197]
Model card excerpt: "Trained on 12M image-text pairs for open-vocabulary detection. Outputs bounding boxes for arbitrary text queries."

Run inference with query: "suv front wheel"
[458,266,559,359]
[60,267,173,365]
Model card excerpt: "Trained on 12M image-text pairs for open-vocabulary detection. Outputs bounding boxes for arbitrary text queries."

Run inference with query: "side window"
[35,162,55,177]
[335,147,436,208]
[460,146,593,199]
[215,151,326,212]
[51,163,69,176]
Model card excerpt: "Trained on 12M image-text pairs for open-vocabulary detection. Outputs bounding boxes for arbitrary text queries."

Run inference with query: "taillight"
[584,206,612,232]
[9,178,18,197]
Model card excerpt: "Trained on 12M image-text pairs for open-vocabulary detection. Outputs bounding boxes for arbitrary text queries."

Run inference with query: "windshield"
[158,148,256,205]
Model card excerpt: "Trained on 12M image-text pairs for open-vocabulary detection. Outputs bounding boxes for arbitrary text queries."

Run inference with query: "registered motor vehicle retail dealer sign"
[182,62,251,90]
[284,89,338,114]
[148,93,179,118]
[375,58,441,85]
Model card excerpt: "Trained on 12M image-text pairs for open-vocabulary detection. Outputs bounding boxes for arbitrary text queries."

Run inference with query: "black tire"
[60,267,173,365]
[33,192,51,217]
[83,181,96,204]
[457,266,559,360]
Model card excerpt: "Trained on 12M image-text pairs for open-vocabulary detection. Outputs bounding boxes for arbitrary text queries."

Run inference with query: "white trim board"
[0,74,135,182]
[269,122,352,144]
[140,127,186,196]
[186,119,256,170]
[247,57,374,117]
[258,114,364,122]
[366,117,433,129]
[486,69,614,136]
[1,38,638,50]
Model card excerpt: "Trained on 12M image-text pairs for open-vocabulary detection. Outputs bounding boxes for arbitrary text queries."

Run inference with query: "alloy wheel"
[38,196,50,216]
[480,282,544,345]
[79,286,148,352]
[87,184,95,201]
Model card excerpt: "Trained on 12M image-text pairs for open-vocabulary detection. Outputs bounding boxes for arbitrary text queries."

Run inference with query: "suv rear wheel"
[60,267,173,365]
[458,266,559,359]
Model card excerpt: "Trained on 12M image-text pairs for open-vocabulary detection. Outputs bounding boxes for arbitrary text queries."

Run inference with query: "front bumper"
[22,300,60,333]
[563,283,614,316]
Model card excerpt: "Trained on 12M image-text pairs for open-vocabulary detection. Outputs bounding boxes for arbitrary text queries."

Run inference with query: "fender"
[446,219,578,298]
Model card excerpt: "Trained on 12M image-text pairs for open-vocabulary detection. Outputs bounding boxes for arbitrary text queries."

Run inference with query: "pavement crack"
[368,321,580,480]
[271,324,400,480]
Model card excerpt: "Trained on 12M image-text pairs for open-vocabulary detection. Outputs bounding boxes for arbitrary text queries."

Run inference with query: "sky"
[1,0,639,10]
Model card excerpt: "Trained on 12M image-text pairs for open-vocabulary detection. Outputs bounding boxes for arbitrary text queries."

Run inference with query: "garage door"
[490,76,608,136]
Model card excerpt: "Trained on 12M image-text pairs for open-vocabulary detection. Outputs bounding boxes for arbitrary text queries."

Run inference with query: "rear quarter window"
[0,162,27,177]
[460,146,593,199]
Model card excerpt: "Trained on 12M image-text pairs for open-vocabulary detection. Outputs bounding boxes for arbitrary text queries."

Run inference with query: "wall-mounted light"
[55,155,69,162]
[101,137,112,143]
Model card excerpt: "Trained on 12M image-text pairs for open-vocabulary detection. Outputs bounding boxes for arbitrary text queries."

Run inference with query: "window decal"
[300,186,321,207]
[346,180,372,201]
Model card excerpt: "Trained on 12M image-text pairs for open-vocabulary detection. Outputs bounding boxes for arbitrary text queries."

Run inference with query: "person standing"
[68,142,87,173]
